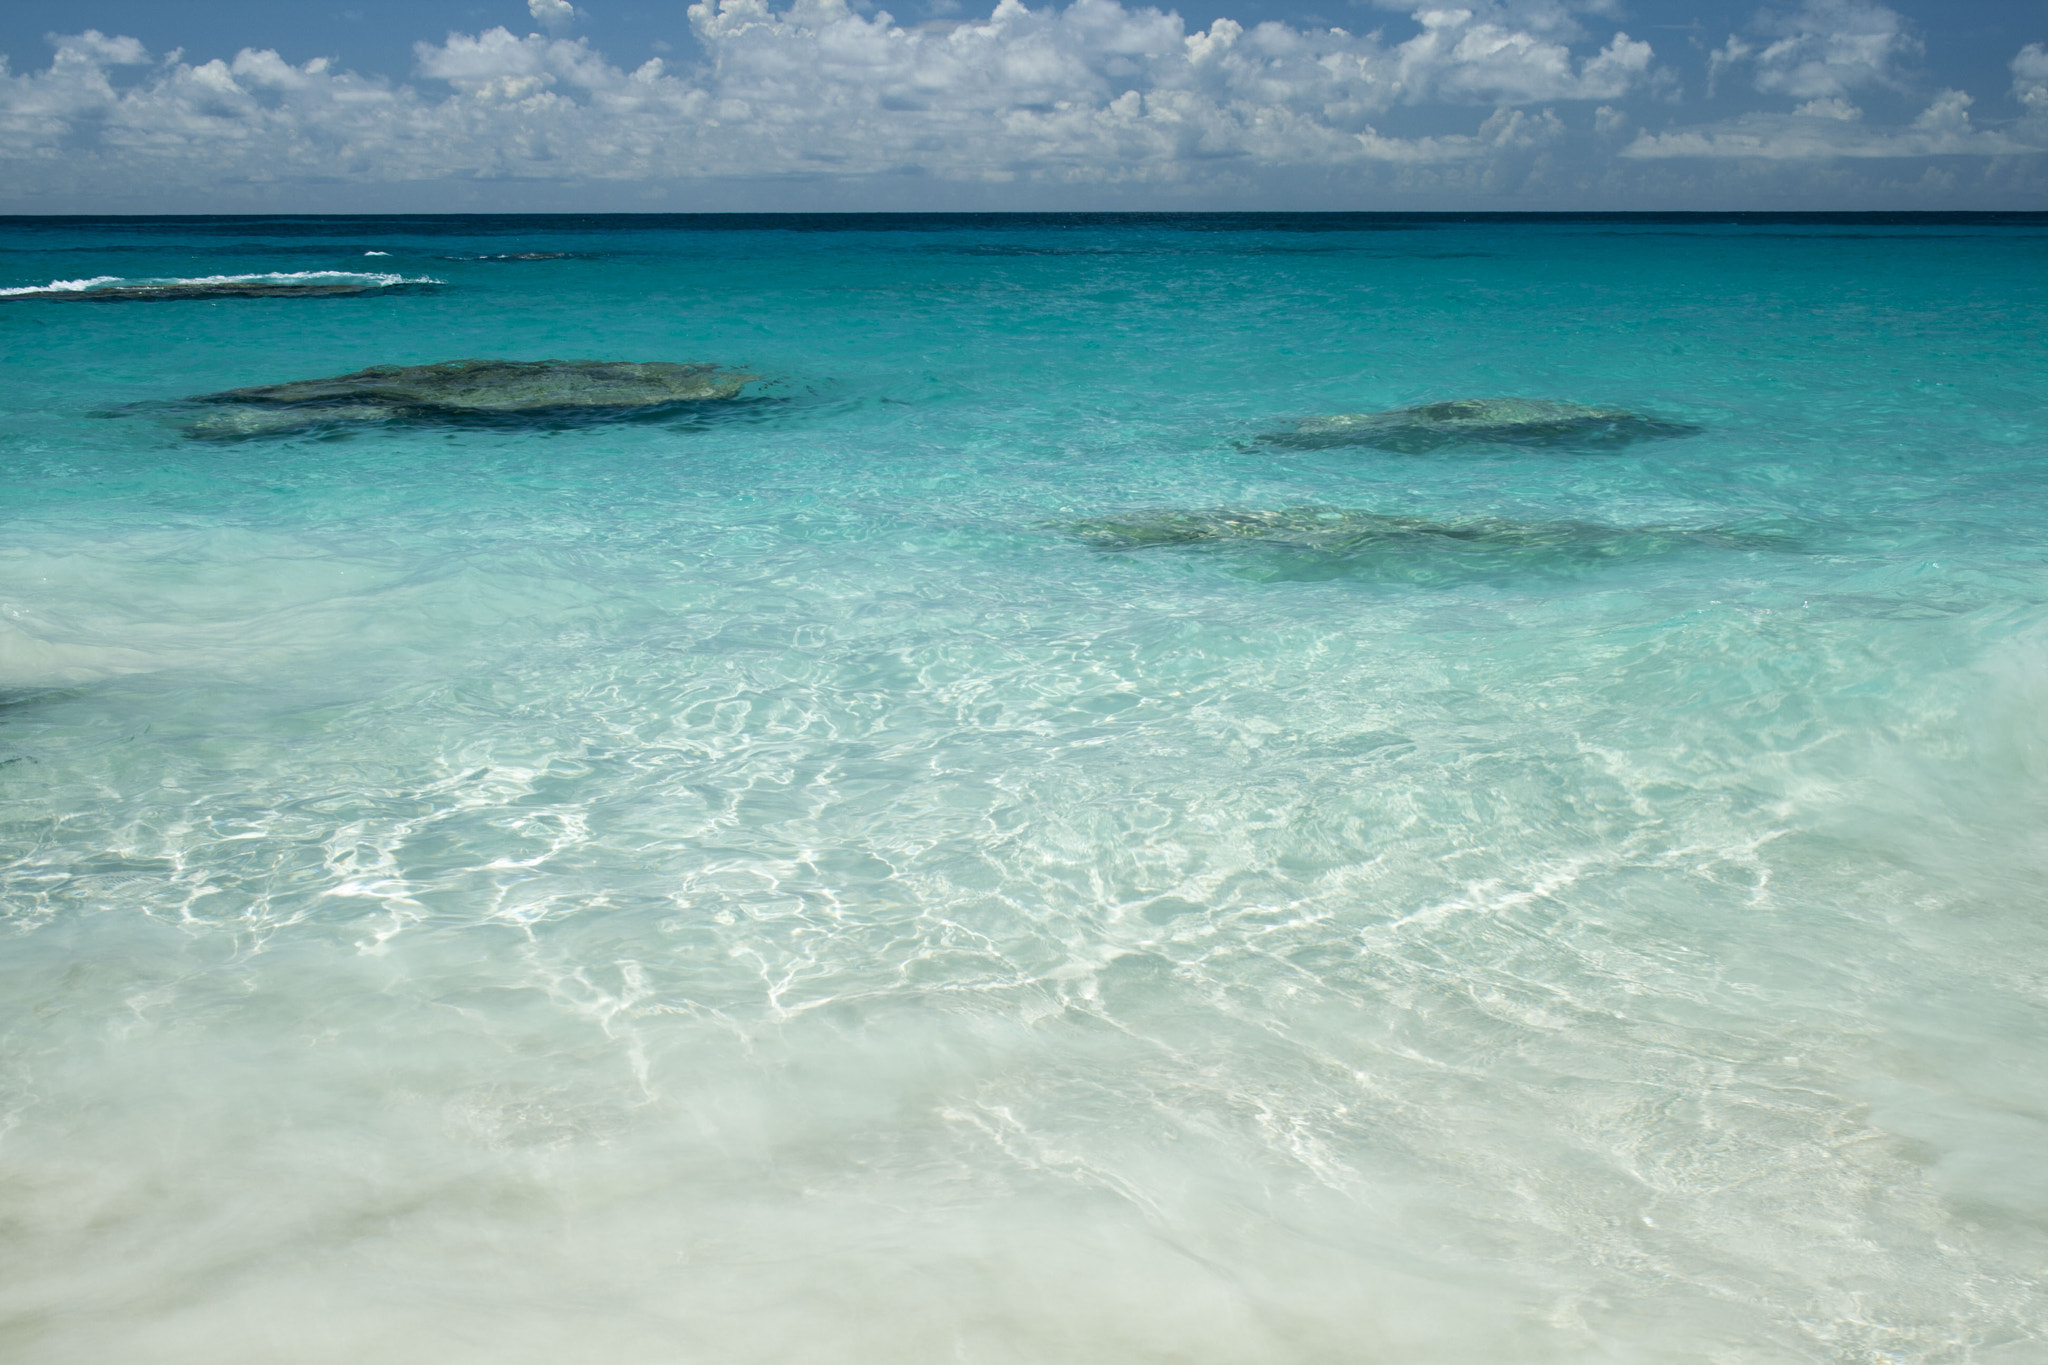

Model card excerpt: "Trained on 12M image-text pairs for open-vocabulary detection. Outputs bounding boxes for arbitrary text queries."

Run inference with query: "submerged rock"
[1062,506,1802,579]
[1265,398,1700,452]
[183,359,761,437]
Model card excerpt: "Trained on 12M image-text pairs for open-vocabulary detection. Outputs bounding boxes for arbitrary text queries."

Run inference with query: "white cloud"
[1712,0,1916,101]
[0,1,1660,200]
[1793,96,1859,120]
[56,30,151,66]
[529,0,580,33]
[1353,105,1565,161]
[0,3,2037,209]
[1354,0,1620,41]
[2015,43,2048,115]
[1622,89,2042,160]
[1387,9,1652,105]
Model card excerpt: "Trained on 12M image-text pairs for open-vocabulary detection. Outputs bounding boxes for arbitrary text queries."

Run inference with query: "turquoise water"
[3,214,2047,1363]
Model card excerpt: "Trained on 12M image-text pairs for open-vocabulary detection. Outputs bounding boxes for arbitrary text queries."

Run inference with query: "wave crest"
[0,270,441,300]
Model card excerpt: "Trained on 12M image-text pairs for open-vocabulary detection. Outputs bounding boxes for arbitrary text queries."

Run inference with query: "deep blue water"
[3,214,2047,1363]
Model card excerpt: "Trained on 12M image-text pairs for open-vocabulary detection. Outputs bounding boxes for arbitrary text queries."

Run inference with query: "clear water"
[3,213,2047,1363]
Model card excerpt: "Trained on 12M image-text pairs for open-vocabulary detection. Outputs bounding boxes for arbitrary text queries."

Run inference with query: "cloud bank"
[0,0,2042,210]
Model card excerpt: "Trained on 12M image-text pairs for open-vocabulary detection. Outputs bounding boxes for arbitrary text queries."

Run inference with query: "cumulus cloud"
[1623,89,2042,160]
[1710,0,1916,100]
[529,0,580,33]
[1381,7,1652,105]
[1792,96,1860,120]
[1666,5,2048,170]
[1354,105,1565,161]
[0,0,1663,200]
[2015,43,2048,115]
[0,2,2038,209]
[1354,0,1620,41]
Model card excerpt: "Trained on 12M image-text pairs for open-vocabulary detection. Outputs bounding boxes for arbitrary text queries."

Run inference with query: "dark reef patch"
[182,358,764,437]
[1061,506,1806,583]
[1260,399,1701,452]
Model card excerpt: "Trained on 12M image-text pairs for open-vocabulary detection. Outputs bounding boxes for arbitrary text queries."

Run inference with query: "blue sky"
[1,0,2044,210]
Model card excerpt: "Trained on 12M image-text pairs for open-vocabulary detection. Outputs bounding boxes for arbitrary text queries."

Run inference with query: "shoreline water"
[2,213,2045,1362]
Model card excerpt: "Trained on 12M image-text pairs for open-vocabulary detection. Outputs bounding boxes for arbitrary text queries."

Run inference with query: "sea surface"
[3,213,2046,1363]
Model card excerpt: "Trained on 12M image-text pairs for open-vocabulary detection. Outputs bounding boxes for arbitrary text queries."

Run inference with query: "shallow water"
[3,213,2048,1363]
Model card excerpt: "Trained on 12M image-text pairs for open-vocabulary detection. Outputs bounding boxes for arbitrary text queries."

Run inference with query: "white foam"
[0,618,153,686]
[0,270,440,297]
[364,251,392,256]
[162,271,425,286]
[0,275,120,296]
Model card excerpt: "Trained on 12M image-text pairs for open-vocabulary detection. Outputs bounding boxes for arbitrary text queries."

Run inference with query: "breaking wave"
[0,270,440,299]
[0,274,121,295]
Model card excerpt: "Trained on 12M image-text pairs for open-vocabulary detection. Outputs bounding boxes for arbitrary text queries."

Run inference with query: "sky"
[0,0,2044,211]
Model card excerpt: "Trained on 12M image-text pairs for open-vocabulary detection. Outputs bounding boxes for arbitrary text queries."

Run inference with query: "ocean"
[2,213,2045,1362]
